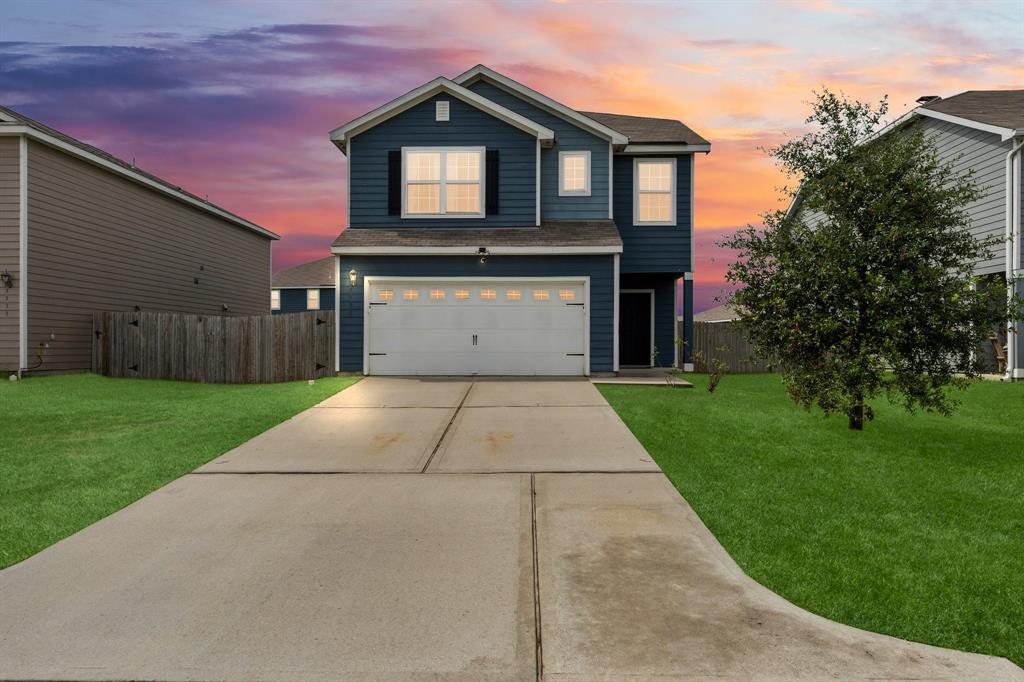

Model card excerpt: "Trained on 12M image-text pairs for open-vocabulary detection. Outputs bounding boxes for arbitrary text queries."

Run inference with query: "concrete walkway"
[0,377,1020,681]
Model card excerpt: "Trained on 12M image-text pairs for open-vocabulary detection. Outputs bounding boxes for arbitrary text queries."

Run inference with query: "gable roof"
[329,77,555,150]
[580,111,710,146]
[919,90,1024,135]
[0,105,279,239]
[787,88,1024,218]
[331,219,622,254]
[272,256,336,288]
[452,65,629,145]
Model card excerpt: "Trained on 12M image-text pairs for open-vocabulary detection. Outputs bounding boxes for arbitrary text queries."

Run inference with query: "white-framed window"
[271,289,280,311]
[402,147,484,218]
[558,150,591,196]
[633,158,676,226]
[306,289,320,310]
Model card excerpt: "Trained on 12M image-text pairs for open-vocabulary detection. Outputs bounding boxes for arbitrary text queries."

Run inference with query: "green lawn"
[0,373,359,569]
[599,375,1023,666]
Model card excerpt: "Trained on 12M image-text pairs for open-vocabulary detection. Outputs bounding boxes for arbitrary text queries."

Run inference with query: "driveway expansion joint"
[419,381,474,473]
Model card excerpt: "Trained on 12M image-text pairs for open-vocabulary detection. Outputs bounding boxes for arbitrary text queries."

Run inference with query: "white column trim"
[608,143,614,219]
[613,253,620,372]
[674,276,681,368]
[334,256,341,373]
[18,135,27,372]
[535,139,541,226]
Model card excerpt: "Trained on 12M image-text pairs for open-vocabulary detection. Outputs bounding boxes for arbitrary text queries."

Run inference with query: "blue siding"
[348,94,536,228]
[621,273,679,367]
[274,287,335,315]
[613,154,693,274]
[338,255,615,372]
[466,80,609,220]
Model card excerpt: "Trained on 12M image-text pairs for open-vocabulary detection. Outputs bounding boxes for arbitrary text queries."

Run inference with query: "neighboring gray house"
[328,65,710,376]
[790,90,1024,379]
[271,256,337,314]
[0,105,279,374]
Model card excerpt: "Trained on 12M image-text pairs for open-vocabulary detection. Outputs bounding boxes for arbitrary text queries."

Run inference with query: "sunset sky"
[3,0,1022,310]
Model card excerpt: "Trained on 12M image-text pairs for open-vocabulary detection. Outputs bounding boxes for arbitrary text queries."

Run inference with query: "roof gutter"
[1005,135,1024,381]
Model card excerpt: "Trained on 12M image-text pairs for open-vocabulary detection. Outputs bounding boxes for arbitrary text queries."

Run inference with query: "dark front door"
[619,292,652,366]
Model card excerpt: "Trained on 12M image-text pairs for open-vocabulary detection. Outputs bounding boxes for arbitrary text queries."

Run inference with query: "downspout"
[1004,136,1024,380]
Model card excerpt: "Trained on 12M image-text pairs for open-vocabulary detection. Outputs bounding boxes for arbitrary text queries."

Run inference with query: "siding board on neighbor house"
[337,255,615,372]
[466,80,610,220]
[613,154,693,274]
[25,139,271,372]
[0,136,18,371]
[793,118,1011,276]
[348,94,537,228]
[919,117,1011,275]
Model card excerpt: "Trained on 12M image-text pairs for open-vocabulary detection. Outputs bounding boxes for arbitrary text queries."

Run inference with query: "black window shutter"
[387,150,401,216]
[486,149,499,214]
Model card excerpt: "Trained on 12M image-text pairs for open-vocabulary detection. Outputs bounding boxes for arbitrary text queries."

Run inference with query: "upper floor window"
[402,147,484,218]
[633,158,676,226]
[271,289,280,311]
[306,289,320,310]
[559,151,591,196]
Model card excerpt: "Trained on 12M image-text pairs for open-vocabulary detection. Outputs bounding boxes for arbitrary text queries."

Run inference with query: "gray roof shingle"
[922,90,1024,131]
[272,256,336,287]
[579,111,710,146]
[332,219,623,249]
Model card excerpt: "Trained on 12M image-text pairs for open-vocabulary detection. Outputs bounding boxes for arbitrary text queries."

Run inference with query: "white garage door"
[364,278,588,376]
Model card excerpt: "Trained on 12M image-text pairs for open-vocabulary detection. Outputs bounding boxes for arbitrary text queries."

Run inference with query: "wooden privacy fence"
[92,310,335,383]
[693,321,774,374]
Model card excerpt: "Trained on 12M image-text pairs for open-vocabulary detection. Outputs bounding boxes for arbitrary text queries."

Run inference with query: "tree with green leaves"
[722,89,1020,430]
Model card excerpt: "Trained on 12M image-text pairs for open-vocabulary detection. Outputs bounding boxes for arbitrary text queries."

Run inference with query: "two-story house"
[789,89,1024,379]
[328,65,709,376]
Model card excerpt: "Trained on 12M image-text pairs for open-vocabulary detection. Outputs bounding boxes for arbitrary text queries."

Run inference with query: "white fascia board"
[915,108,1016,141]
[0,111,18,123]
[0,126,279,240]
[622,144,711,154]
[331,245,622,255]
[18,134,27,371]
[272,285,334,290]
[453,65,629,145]
[329,77,554,148]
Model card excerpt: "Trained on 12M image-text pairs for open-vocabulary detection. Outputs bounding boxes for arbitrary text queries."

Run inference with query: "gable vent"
[436,100,450,122]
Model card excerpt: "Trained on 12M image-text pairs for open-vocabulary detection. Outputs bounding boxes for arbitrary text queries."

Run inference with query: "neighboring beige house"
[0,106,279,375]
[693,303,741,324]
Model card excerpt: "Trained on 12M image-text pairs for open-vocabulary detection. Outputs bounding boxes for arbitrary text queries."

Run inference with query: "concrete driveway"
[0,377,1020,681]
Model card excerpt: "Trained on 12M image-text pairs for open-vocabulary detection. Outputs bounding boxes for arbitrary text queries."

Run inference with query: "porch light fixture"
[348,269,357,286]
[478,247,489,264]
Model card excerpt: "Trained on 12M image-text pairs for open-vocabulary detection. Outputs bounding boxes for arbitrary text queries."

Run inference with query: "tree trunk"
[849,396,864,430]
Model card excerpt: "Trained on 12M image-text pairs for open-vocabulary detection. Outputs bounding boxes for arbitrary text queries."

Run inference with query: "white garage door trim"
[363,276,590,376]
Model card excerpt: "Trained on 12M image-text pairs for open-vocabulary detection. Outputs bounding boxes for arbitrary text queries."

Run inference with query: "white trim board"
[329,77,555,148]
[0,127,278,240]
[18,134,27,371]
[915,108,1018,142]
[612,253,620,373]
[334,256,342,373]
[453,65,628,145]
[331,245,622,255]
[622,144,710,154]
